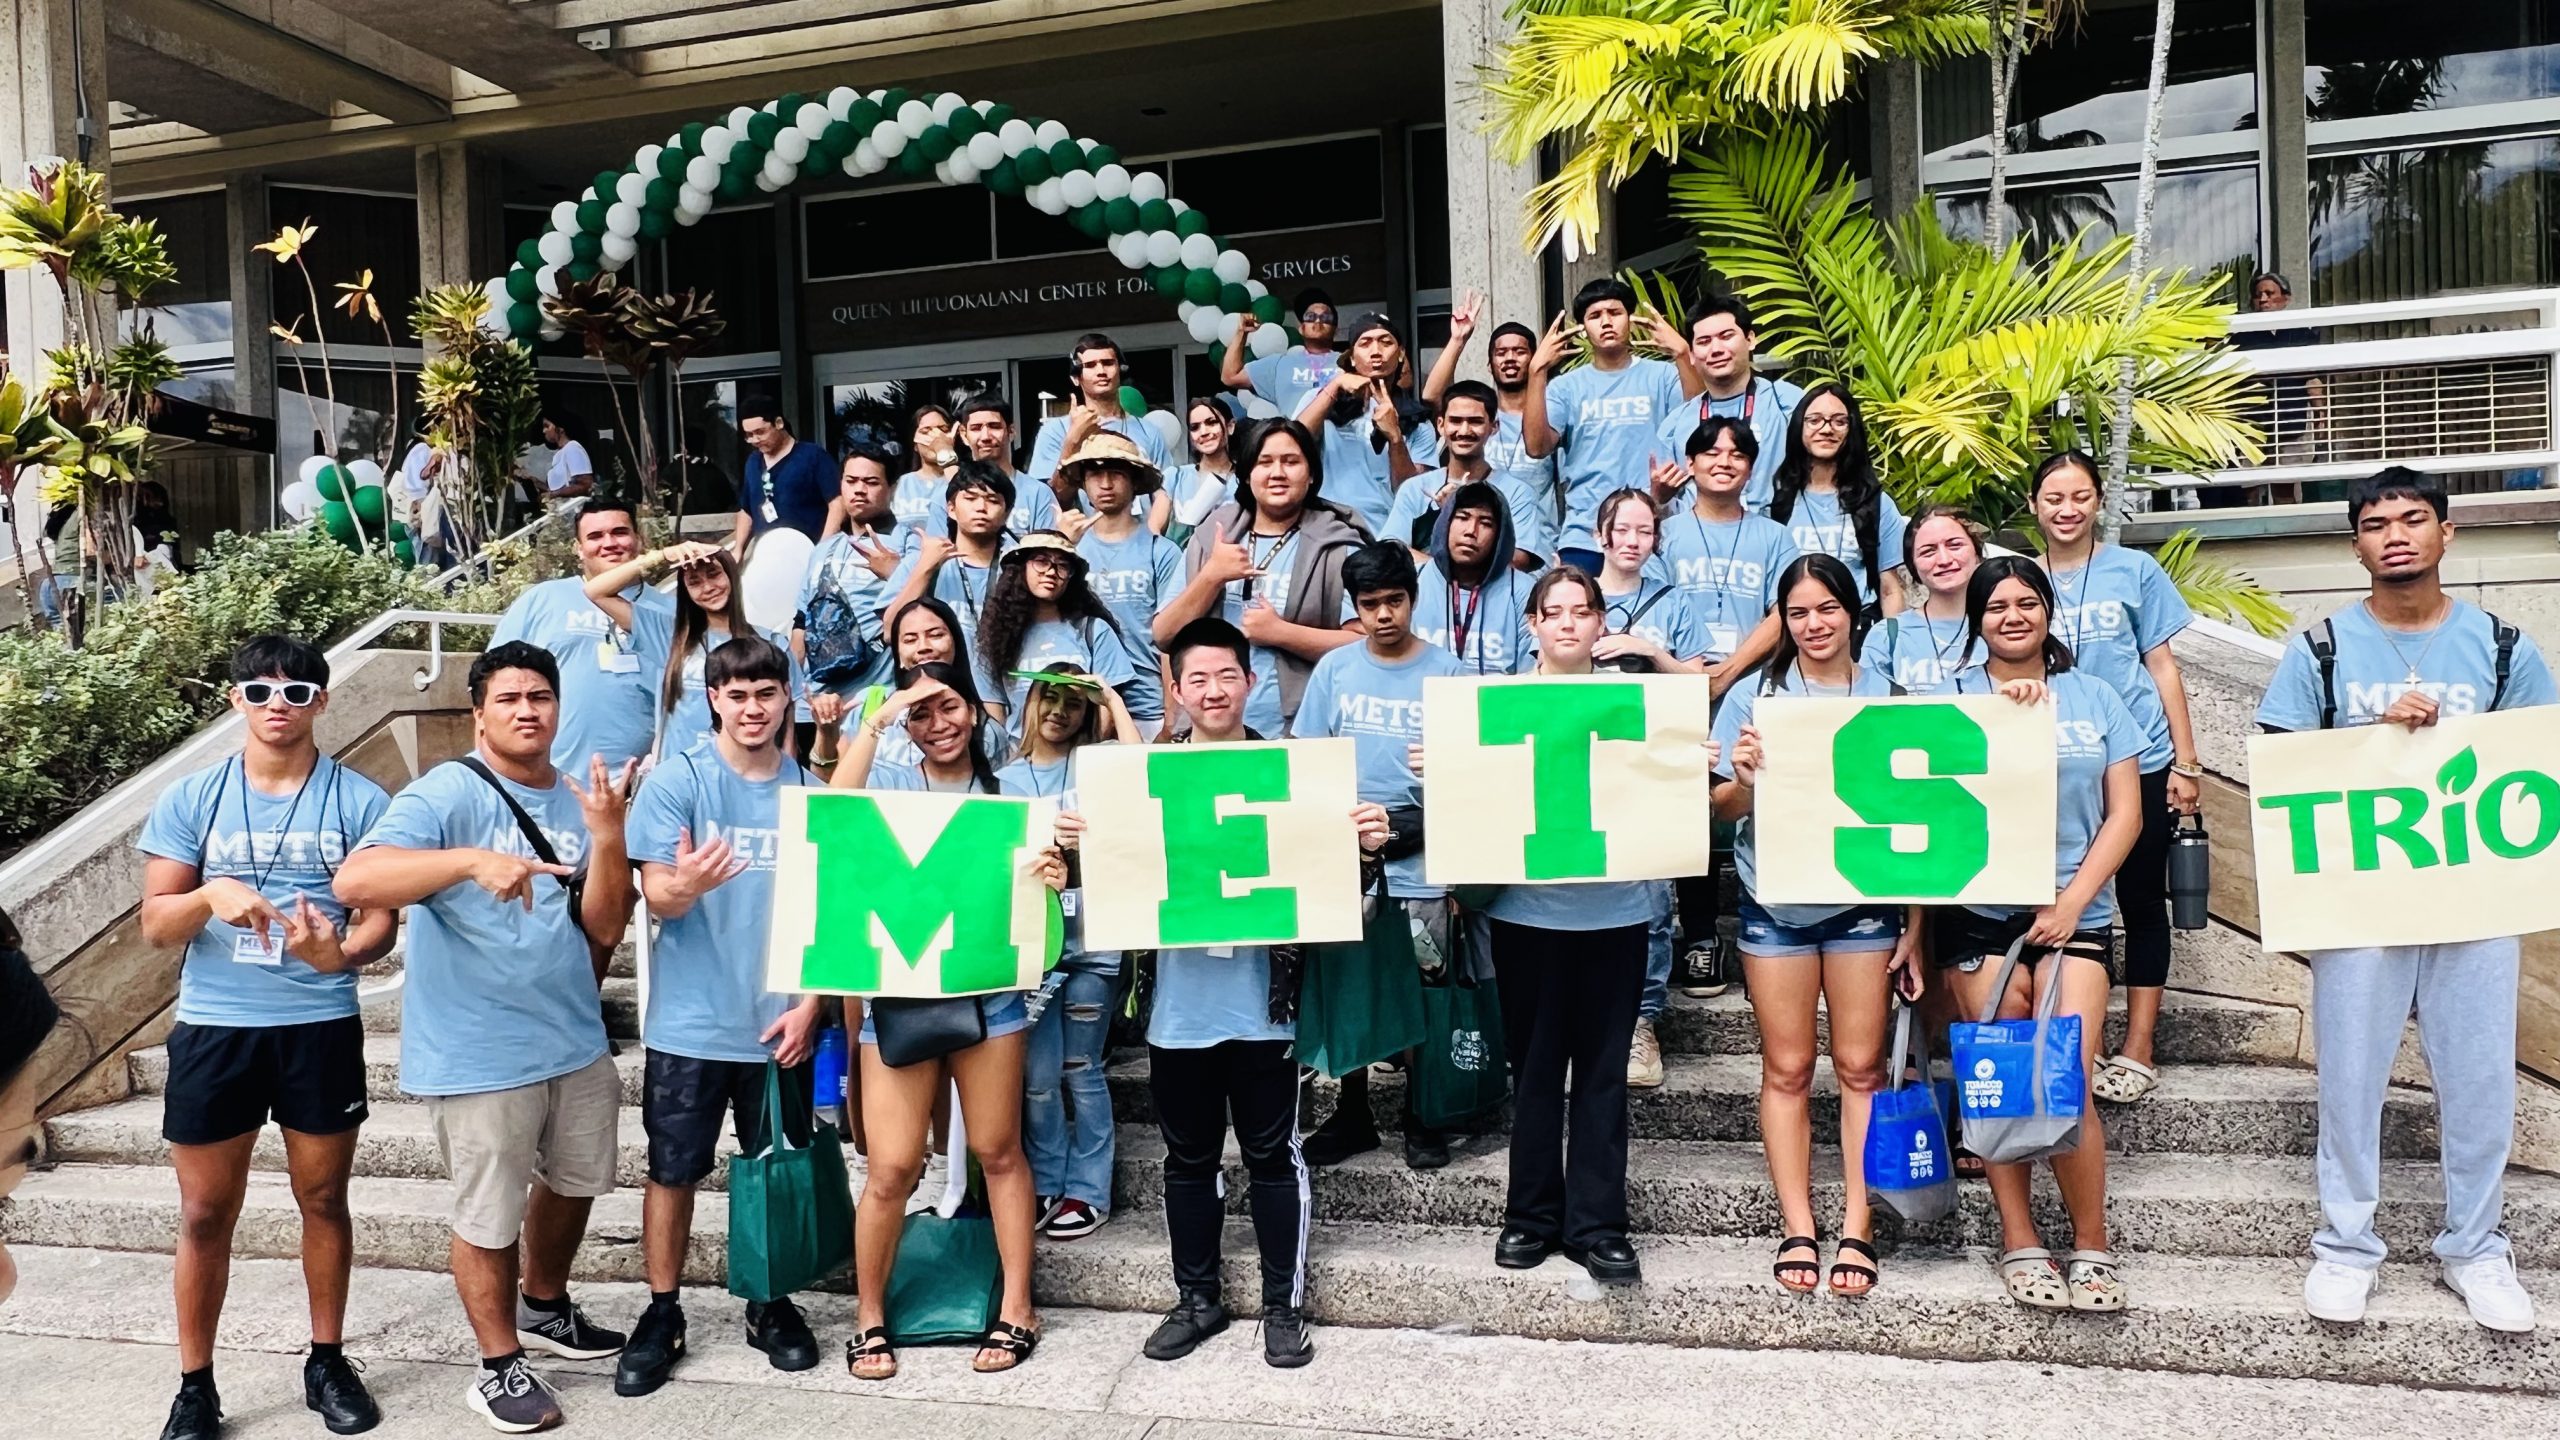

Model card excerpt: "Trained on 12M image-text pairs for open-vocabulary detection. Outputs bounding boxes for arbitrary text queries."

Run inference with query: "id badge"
[760,497,780,523]
[233,929,283,966]
[596,639,639,674]
[1706,623,1739,657]
[1205,945,1235,959]
[1059,889,1081,918]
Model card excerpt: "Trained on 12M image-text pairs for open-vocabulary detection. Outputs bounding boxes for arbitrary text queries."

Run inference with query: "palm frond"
[2152,526,2292,637]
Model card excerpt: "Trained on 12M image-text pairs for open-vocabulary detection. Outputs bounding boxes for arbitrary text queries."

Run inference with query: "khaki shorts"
[429,1053,622,1250]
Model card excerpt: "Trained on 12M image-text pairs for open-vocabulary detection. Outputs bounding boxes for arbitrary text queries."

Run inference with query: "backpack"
[2306,609,2517,729]
[800,558,873,686]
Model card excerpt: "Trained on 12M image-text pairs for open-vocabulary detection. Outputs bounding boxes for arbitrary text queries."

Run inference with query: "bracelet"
[2169,761,2203,779]
[868,713,897,738]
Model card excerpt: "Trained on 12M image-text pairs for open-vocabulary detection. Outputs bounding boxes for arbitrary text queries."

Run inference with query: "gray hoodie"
[1180,495,1374,726]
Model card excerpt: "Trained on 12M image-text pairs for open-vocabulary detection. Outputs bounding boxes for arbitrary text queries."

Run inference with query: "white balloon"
[535,265,562,297]
[280,479,321,522]
[1093,163,1131,202]
[828,86,859,118]
[1034,119,1070,149]
[677,184,712,215]
[1168,197,1190,216]
[701,125,736,163]
[478,306,509,338]
[1244,278,1269,300]
[762,152,797,183]
[549,200,579,233]
[966,132,1004,170]
[685,154,720,191]
[1248,321,1287,360]
[1214,248,1250,284]
[1129,170,1166,204]
[346,458,386,490]
[540,320,565,342]
[933,159,955,186]
[998,118,1035,153]
[579,186,598,204]
[931,92,965,121]
[1141,230,1178,269]
[1110,231,1148,269]
[795,102,831,137]
[947,152,980,185]
[754,171,782,192]
[771,127,809,163]
[897,100,932,137]
[1060,169,1097,208]
[616,171,649,207]
[1222,313,1248,347]
[601,232,638,265]
[483,275,511,307]
[727,106,756,132]
[853,138,882,172]
[606,202,640,238]
[760,99,780,113]
[675,203,704,227]
[537,230,574,268]
[871,121,907,156]
[635,143,664,176]
[1144,409,1183,456]
[1027,179,1062,214]
[1179,233,1219,270]
[1186,306,1223,344]
[297,454,335,485]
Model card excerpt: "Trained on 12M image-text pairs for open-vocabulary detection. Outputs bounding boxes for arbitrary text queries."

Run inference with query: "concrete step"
[1651,987,2302,1065]
[3,1168,2549,1393]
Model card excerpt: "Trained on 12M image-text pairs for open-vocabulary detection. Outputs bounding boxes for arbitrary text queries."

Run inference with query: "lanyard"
[1685,510,1747,628]
[1242,524,1298,604]
[1449,581,1484,662]
[229,756,322,893]
[1699,377,1765,424]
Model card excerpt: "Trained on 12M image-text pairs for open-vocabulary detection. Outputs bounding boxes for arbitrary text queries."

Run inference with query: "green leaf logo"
[2436,747,2479,797]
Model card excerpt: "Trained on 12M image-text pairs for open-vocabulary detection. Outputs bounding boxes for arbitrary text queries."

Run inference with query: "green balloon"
[390,518,411,542]
[880,87,911,113]
[805,141,841,174]
[394,538,416,568]
[1087,143,1119,166]
[775,92,808,119]
[848,99,882,134]
[567,258,600,281]
[1150,264,1185,298]
[575,198,608,233]
[1069,201,1106,238]
[506,301,540,335]
[715,170,752,202]
[986,159,1022,196]
[680,120,709,148]
[897,145,931,176]
[514,237,543,268]
[505,268,538,303]
[639,209,673,240]
[1219,282,1252,313]
[1138,198,1174,232]
[655,148,690,183]
[351,484,387,527]
[1175,208,1210,238]
[747,111,782,144]
[592,169,622,200]
[1251,294,1283,323]
[1014,148,1051,184]
[569,230,602,262]
[986,103,1016,127]
[644,177,678,212]
[918,127,955,163]
[1047,139,1084,174]
[822,120,856,153]
[1117,385,1147,418]
[1207,340,1226,367]
[1102,197,1139,234]
[319,500,356,546]
[1182,269,1220,305]
[947,106,983,139]
[314,463,351,501]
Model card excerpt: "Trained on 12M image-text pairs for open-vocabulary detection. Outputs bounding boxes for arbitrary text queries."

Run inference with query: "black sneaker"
[1403,1124,1451,1171]
[158,1384,221,1440]
[516,1295,625,1361]
[744,1297,820,1372]
[1679,941,1729,999]
[1142,1292,1229,1361]
[1300,1113,1380,1168]
[1261,1304,1315,1368]
[304,1352,381,1434]
[613,1303,685,1396]
[466,1355,562,1434]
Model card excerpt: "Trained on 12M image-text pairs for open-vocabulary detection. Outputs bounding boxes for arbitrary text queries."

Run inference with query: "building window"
[1922,0,2260,162]
[664,207,781,355]
[806,185,995,278]
[122,192,231,348]
[2310,135,2560,303]
[1168,135,1383,234]
[268,188,423,346]
[1408,128,1450,293]
[1937,166,2261,304]
[2307,1,2560,118]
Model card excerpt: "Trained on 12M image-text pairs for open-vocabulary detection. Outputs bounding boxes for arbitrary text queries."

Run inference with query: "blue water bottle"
[811,1025,848,1132]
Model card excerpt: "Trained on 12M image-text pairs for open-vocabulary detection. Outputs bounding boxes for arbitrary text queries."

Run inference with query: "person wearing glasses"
[1224,288,1342,417]
[137,637,399,1440]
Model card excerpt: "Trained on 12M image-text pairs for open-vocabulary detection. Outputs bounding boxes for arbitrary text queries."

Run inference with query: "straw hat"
[998,528,1088,578]
[1055,429,1163,495]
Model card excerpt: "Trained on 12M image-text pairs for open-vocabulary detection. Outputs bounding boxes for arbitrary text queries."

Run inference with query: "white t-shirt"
[546,440,595,496]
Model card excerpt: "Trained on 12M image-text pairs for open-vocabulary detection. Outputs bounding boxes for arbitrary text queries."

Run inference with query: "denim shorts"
[856,990,1030,1046]
[1735,898,1903,958]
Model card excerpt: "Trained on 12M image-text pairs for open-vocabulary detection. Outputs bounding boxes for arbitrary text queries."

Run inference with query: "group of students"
[133,289,2551,1440]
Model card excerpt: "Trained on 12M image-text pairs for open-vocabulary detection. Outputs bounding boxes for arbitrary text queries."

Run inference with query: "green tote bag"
[1295,887,1429,1079]
[724,1061,854,1303]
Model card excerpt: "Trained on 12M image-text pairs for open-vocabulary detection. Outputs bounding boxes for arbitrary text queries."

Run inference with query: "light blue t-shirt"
[1291,642,1467,898]
[889,470,948,535]
[357,757,609,1096]
[1859,610,1977,695]
[2257,599,2559,731]
[1599,574,1714,662]
[1774,488,1907,610]
[1543,358,1687,553]
[1148,944,1289,1048]
[796,525,912,698]
[490,577,676,774]
[899,473,1060,541]
[1215,531,1299,738]
[1651,376,1801,513]
[1380,469,1558,564]
[2044,545,2193,771]
[993,751,1103,964]
[628,749,809,1063]
[138,757,390,1028]
[1244,348,1340,416]
[1485,409,1561,554]
[1411,564,1536,675]
[920,552,999,638]
[627,610,800,759]
[1649,508,1799,660]
[1078,525,1185,722]
[1714,666,1901,927]
[1027,413,1174,485]
[1308,414,1439,537]
[976,615,1137,732]
[1948,667,2146,927]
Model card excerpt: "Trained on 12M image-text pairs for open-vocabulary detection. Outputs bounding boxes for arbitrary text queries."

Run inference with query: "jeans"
[1640,882,1675,1020]
[1024,960,1119,1210]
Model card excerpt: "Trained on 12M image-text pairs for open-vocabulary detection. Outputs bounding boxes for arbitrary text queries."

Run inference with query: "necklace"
[2045,549,2093,653]
[2369,596,2455,684]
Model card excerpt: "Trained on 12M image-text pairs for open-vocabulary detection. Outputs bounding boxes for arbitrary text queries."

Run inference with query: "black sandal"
[972,1319,1040,1373]
[847,1326,897,1381]
[1774,1235,1821,1293]
[1829,1236,1880,1296]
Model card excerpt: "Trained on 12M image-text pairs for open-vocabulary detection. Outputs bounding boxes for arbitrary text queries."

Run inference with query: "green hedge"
[0,526,550,853]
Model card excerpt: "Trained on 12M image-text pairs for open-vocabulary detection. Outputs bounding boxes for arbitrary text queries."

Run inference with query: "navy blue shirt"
[741,440,838,541]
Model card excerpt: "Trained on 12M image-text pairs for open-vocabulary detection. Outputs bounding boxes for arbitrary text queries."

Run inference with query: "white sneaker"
[2302,1259,2378,1322]
[2441,1254,2538,1333]
[907,1152,947,1216]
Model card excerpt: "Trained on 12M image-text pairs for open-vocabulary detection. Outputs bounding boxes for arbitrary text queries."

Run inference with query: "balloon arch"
[482,86,1299,363]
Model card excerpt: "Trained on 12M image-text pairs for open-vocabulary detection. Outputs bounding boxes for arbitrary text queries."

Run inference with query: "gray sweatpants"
[2308,938,2519,1269]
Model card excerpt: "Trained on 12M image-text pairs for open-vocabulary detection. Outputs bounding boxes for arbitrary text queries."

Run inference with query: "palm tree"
[2099,0,2174,533]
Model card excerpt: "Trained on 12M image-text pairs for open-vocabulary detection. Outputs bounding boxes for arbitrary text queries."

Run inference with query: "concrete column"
[1441,0,1542,381]
[774,195,809,437]
[1,0,111,370]
[414,141,506,295]
[1869,60,1926,222]
[225,174,276,423]
[2265,0,2311,287]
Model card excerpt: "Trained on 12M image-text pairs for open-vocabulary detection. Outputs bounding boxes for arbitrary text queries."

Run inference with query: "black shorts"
[1934,907,2115,977]
[161,1015,369,1146]
[641,1050,812,1187]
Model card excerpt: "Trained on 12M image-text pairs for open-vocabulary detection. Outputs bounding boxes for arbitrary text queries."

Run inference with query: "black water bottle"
[2169,811,2211,931]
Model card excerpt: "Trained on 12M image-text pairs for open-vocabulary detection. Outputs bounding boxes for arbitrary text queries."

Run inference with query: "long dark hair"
[1234,418,1327,511]
[663,549,754,719]
[888,595,972,672]
[1963,555,2076,676]
[1187,396,1236,468]
[976,534,1124,686]
[894,659,1003,794]
[1769,381,1884,606]
[1760,552,1866,695]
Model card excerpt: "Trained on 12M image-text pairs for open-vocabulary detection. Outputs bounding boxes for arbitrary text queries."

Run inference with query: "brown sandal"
[1828,1236,1879,1296]
[972,1319,1040,1373]
[847,1326,897,1381]
[1774,1235,1821,1293]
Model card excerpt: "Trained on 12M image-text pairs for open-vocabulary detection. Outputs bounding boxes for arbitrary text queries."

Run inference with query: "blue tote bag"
[1863,1001,1957,1224]
[1947,935,2086,1164]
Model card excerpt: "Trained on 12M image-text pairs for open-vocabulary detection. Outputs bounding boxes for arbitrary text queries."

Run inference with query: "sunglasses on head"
[239,680,321,707]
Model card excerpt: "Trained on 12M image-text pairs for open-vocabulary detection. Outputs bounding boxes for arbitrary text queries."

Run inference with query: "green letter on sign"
[1830,704,1989,897]
[1150,747,1297,944]
[802,794,1027,994]
[1478,682,1646,879]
